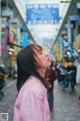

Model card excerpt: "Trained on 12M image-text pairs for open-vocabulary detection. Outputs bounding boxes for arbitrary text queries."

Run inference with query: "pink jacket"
[13,76,50,121]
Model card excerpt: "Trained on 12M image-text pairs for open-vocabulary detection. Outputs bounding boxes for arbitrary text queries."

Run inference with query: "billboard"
[26,4,59,24]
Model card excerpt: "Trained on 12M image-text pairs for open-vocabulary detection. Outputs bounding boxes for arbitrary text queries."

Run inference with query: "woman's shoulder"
[29,76,47,94]
[19,76,47,99]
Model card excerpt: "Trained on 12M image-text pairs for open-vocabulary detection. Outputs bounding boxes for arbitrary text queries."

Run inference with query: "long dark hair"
[17,44,50,92]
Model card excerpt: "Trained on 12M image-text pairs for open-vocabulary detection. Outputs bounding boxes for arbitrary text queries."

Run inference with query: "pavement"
[0,79,17,121]
[0,79,80,121]
[52,82,80,121]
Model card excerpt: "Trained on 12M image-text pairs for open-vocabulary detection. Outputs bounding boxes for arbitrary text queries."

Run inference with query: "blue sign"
[69,15,80,21]
[26,4,59,24]
[22,35,28,47]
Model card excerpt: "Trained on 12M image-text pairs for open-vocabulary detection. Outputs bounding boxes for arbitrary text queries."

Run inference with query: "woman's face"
[34,49,51,69]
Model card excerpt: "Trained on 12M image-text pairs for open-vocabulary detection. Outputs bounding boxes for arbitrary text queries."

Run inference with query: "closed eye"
[38,51,42,55]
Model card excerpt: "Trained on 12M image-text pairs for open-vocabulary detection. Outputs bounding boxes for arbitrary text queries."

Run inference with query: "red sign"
[1,41,7,54]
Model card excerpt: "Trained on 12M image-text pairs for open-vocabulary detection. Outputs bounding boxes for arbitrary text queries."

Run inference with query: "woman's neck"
[38,69,46,78]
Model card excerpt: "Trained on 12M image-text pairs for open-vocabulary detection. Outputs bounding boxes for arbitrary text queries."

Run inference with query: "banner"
[63,39,78,60]
[26,4,59,24]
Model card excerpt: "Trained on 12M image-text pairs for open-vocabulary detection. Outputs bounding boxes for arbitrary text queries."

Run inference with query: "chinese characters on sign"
[26,4,60,24]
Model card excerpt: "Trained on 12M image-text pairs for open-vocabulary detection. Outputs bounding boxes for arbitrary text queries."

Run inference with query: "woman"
[13,44,51,121]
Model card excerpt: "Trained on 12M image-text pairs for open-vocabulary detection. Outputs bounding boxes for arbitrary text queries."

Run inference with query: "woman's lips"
[47,58,51,62]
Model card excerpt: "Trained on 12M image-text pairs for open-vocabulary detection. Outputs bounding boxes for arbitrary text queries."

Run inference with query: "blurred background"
[0,0,80,121]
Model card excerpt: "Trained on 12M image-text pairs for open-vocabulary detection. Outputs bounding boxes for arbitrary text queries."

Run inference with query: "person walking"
[67,61,76,93]
[13,44,51,121]
[45,61,57,111]
[0,62,8,100]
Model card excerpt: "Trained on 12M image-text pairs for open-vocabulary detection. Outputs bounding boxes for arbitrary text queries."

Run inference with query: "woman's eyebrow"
[37,50,42,53]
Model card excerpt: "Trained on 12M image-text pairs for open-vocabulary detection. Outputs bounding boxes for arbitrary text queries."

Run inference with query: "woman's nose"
[43,52,48,56]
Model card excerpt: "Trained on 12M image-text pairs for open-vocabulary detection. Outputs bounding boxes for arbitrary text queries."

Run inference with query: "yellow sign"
[53,43,60,53]
[56,53,61,61]
[53,43,61,61]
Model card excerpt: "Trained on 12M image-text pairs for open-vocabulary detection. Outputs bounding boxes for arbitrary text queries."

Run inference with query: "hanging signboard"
[9,18,19,24]
[2,7,13,17]
[22,34,28,47]
[63,39,78,60]
[69,15,80,21]
[26,4,59,24]
[65,24,73,28]
[1,18,7,27]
